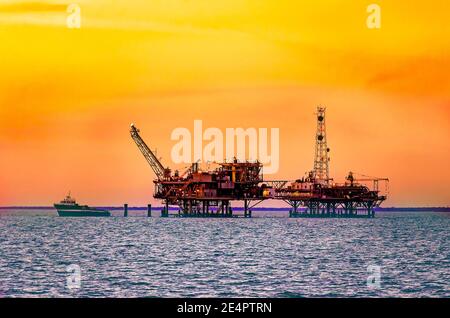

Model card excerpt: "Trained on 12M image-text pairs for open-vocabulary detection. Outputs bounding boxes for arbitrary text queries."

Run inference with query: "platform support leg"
[162,201,168,217]
[147,204,152,217]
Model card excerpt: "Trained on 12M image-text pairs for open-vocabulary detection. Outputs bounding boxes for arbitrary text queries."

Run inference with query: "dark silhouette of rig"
[130,106,388,218]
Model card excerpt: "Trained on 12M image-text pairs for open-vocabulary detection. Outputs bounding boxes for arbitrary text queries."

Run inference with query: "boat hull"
[54,204,110,217]
[56,209,111,217]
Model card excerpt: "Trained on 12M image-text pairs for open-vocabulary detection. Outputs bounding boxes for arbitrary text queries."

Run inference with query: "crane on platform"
[130,124,169,180]
[346,172,389,192]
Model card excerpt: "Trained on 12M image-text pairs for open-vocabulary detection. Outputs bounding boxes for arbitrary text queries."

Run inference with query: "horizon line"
[1,206,449,211]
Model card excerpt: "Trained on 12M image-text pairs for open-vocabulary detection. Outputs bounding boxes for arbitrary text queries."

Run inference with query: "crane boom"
[346,172,389,192]
[130,124,166,180]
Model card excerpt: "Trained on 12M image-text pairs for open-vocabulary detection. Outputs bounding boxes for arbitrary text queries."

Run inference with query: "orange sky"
[0,0,449,206]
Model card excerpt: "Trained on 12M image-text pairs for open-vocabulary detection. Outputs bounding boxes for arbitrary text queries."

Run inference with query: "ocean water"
[0,210,448,298]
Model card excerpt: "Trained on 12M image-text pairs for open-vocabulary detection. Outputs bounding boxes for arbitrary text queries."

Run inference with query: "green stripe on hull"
[57,210,110,217]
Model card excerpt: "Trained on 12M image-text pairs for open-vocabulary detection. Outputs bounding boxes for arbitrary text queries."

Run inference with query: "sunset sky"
[0,0,449,206]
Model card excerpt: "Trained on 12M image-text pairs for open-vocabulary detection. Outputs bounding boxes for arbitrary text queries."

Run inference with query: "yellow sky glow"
[0,1,449,206]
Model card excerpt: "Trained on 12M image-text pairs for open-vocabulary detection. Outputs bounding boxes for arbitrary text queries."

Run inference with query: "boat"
[54,193,110,217]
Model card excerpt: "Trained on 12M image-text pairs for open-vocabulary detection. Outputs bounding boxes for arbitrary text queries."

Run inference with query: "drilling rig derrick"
[276,106,389,218]
[313,106,331,184]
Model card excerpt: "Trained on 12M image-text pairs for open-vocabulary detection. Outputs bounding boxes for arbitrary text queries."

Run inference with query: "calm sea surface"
[0,209,448,297]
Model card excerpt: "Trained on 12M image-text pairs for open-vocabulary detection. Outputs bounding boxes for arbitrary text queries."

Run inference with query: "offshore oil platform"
[130,106,388,218]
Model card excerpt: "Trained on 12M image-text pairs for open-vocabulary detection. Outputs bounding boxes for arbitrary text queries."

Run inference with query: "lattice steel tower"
[313,106,330,184]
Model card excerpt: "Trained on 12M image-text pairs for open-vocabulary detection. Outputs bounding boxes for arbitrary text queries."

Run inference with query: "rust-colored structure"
[131,124,268,217]
[130,107,388,218]
[275,171,388,218]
